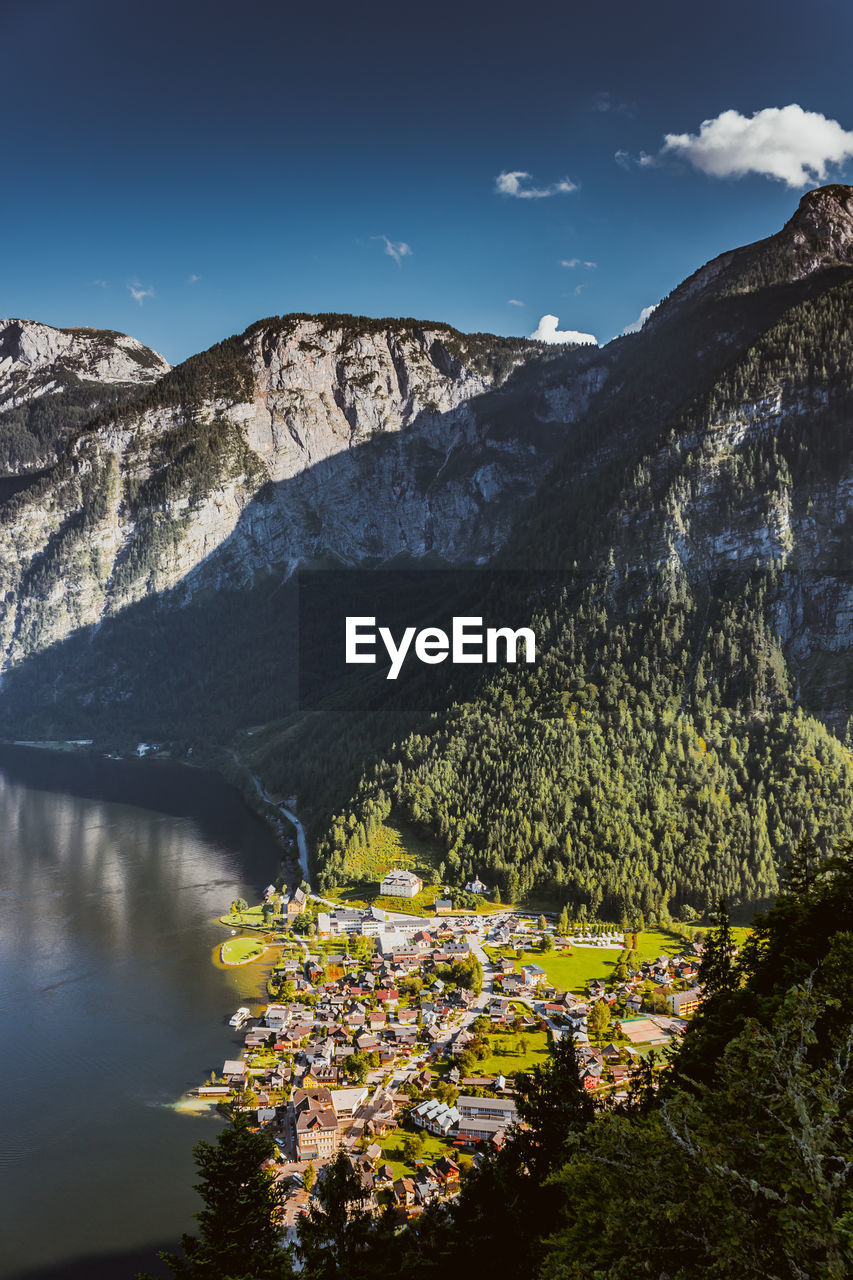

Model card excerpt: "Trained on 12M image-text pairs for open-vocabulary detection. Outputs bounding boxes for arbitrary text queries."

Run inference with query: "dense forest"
[143,840,853,1280]
[311,574,853,917]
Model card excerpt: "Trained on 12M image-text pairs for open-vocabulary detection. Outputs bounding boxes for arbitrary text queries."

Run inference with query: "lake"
[0,745,287,1279]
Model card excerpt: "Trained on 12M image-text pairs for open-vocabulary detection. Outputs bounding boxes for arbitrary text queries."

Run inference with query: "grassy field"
[474,1028,550,1076]
[488,928,694,994]
[678,923,752,948]
[221,936,267,965]
[377,1131,455,1180]
[219,905,268,930]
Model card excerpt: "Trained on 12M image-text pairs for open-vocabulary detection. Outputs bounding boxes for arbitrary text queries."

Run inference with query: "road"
[246,769,311,887]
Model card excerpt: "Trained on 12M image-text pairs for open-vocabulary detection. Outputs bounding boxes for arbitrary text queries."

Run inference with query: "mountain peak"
[0,318,170,392]
[786,183,853,262]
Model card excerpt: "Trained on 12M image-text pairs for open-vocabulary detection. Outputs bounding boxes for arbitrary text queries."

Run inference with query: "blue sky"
[3,0,853,364]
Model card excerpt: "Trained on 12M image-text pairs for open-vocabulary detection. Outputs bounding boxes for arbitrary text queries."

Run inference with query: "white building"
[465,875,489,894]
[411,1098,460,1136]
[380,868,423,898]
[521,963,547,986]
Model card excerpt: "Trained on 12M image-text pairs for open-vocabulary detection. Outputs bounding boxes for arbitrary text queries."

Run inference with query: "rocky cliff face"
[0,319,171,475]
[0,316,603,670]
[0,318,170,408]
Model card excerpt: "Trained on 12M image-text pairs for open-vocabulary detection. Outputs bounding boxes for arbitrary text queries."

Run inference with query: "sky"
[3,0,853,364]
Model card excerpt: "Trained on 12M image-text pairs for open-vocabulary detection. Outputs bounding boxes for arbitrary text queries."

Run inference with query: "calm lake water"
[0,746,287,1280]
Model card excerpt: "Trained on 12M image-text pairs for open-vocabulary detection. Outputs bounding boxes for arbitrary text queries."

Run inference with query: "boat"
[229,1006,251,1028]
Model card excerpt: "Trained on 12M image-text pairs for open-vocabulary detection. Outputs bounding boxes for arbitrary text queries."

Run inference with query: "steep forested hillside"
[309,581,852,917]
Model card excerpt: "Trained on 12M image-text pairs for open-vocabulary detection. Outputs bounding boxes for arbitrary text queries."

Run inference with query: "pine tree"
[296,1149,374,1279]
[699,897,736,998]
[141,1115,291,1280]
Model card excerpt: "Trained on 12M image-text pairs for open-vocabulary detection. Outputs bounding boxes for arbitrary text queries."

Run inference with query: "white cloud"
[188,273,200,284]
[507,298,526,307]
[622,303,659,335]
[374,235,412,265]
[530,314,598,346]
[91,278,108,288]
[560,258,597,269]
[495,170,578,199]
[661,105,853,187]
[128,283,154,305]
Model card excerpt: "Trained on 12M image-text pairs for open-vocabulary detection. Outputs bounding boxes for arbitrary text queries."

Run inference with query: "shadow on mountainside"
[0,264,851,807]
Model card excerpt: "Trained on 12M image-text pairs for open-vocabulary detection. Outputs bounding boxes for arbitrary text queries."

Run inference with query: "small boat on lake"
[229,1006,251,1028]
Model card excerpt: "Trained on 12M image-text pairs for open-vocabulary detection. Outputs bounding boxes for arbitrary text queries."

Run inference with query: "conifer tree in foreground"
[138,1115,291,1280]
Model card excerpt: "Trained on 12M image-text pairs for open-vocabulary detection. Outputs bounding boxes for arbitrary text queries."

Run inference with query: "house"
[309,1063,339,1086]
[330,1086,369,1120]
[388,1026,418,1049]
[380,868,423,899]
[435,900,453,915]
[411,1099,460,1136]
[394,1176,416,1208]
[286,887,308,916]
[355,1032,380,1053]
[291,1088,340,1161]
[415,1170,441,1205]
[449,1028,474,1056]
[433,1156,461,1190]
[223,1059,246,1086]
[465,875,488,894]
[521,964,547,987]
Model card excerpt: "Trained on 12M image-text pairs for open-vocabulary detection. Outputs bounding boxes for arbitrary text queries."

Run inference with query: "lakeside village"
[200,866,715,1228]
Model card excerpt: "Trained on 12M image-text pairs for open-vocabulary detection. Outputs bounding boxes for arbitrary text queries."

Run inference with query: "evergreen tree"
[140,1115,291,1280]
[296,1150,374,1280]
[699,897,736,997]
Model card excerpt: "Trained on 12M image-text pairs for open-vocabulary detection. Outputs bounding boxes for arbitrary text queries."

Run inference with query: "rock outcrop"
[0,318,170,412]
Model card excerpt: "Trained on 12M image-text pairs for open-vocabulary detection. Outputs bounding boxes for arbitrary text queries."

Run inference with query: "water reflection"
[0,747,284,1279]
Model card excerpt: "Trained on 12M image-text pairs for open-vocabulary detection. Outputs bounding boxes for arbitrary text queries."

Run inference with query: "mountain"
[0,189,851,917]
[0,318,170,476]
[0,315,600,674]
